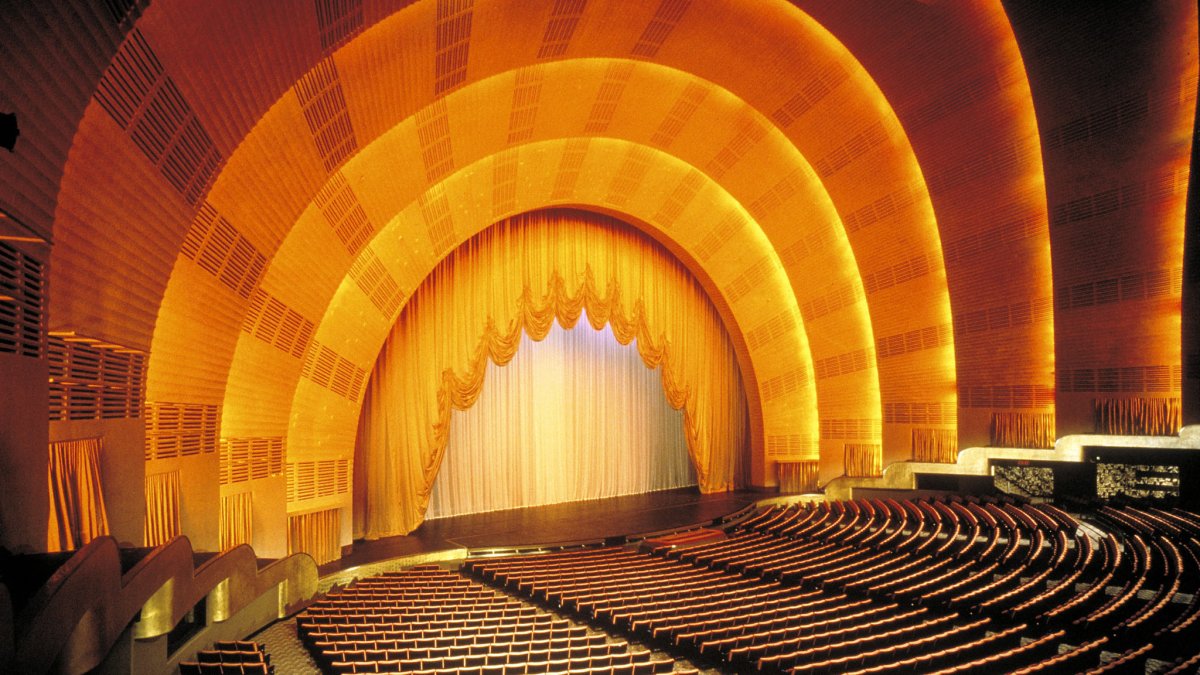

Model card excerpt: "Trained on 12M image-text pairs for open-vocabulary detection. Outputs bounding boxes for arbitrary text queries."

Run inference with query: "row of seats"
[297,564,696,675]
[465,498,1200,672]
[179,641,273,675]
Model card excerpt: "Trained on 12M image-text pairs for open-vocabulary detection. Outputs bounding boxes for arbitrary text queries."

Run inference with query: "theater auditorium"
[1,1,1199,673]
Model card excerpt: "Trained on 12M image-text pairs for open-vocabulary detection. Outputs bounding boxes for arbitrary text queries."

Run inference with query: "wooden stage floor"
[320,488,763,575]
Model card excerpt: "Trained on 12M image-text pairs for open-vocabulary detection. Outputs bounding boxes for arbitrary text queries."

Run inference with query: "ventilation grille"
[902,64,1020,133]
[693,211,745,261]
[820,418,882,440]
[704,114,767,180]
[1044,94,1149,150]
[95,30,222,204]
[960,385,1055,409]
[180,202,267,299]
[1050,168,1187,226]
[287,459,351,502]
[48,335,145,421]
[777,222,836,269]
[883,402,956,425]
[145,401,219,460]
[507,66,543,144]
[725,256,775,305]
[842,184,922,234]
[584,62,634,133]
[348,248,406,317]
[550,138,590,200]
[814,347,875,380]
[744,310,797,352]
[242,289,316,359]
[762,367,808,402]
[603,146,652,207]
[653,169,703,230]
[631,0,690,58]
[862,253,933,295]
[537,0,586,58]
[942,202,1044,267]
[771,62,849,127]
[1055,268,1180,311]
[0,241,43,358]
[813,122,888,178]
[746,169,802,221]
[800,282,863,323]
[651,82,708,148]
[492,149,519,217]
[1059,366,1181,394]
[296,57,358,173]
[926,140,1038,194]
[301,340,367,401]
[434,0,474,94]
[954,297,1053,337]
[418,185,457,256]
[315,172,374,255]
[220,437,285,485]
[416,99,455,182]
[316,0,364,52]
[876,323,953,359]
[766,434,815,458]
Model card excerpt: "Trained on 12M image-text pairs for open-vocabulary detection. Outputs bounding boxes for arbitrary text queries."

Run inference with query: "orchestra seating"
[178,641,274,674]
[462,497,1200,674]
[295,564,694,674]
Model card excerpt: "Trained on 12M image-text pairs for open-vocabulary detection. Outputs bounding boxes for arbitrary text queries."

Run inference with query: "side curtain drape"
[912,428,959,463]
[143,470,181,546]
[47,437,110,551]
[844,443,882,477]
[1094,397,1182,436]
[220,491,253,551]
[289,508,341,566]
[991,412,1056,449]
[355,210,747,539]
[425,321,696,520]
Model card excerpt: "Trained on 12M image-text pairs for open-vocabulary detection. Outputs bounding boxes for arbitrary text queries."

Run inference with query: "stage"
[319,487,763,575]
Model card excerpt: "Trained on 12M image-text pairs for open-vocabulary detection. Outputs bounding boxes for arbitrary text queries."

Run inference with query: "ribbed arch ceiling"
[47,0,1054,491]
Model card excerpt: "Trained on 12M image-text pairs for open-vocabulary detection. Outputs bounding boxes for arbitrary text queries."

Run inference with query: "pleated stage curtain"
[776,460,819,494]
[143,470,181,546]
[912,428,959,463]
[220,491,253,551]
[47,437,110,551]
[1093,397,1181,436]
[426,320,696,520]
[289,508,341,566]
[991,412,1056,449]
[843,443,882,477]
[355,210,747,539]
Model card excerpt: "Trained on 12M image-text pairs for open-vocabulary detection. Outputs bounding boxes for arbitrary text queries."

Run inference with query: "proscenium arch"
[284,137,816,488]
[355,209,752,536]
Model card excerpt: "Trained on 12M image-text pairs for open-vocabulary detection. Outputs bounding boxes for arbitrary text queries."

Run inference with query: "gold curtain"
[776,460,819,493]
[990,412,1056,448]
[289,508,341,566]
[844,443,883,477]
[46,437,110,552]
[220,491,253,551]
[1094,397,1181,436]
[912,428,959,463]
[356,210,747,539]
[143,470,181,546]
